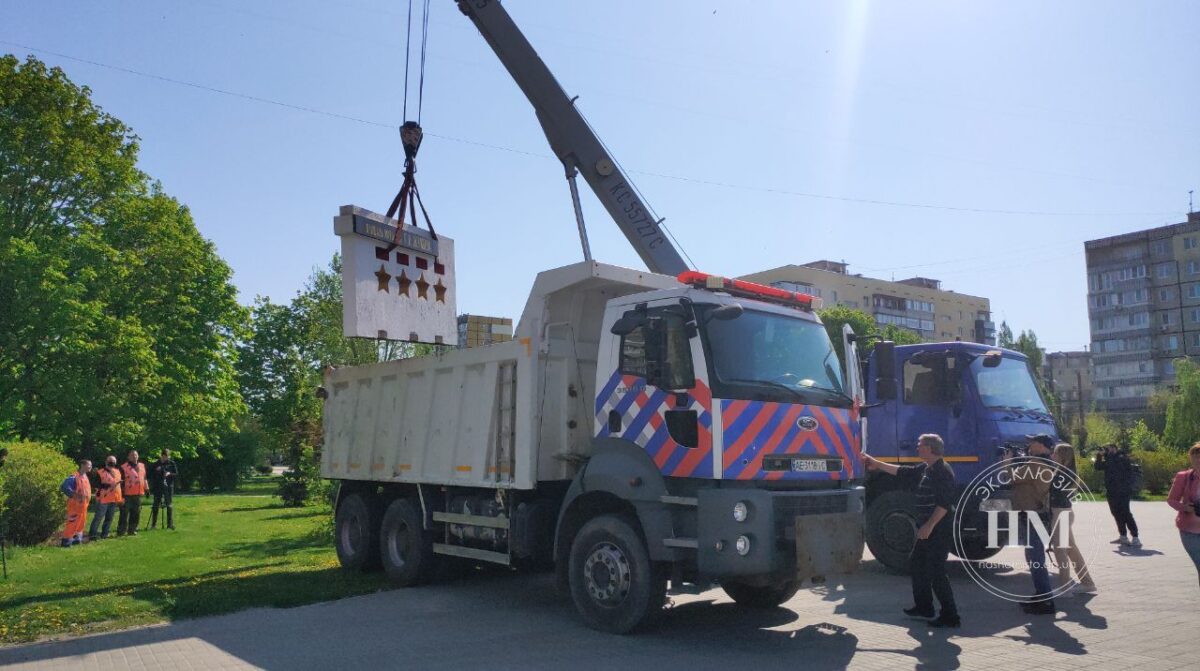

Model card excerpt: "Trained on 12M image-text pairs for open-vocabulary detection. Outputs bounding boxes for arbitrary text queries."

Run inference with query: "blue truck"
[857,341,1058,572]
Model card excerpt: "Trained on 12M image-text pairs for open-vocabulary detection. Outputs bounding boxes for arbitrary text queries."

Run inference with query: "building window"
[1160,288,1174,302]
[1164,335,1179,351]
[1194,333,1200,348]
[1192,308,1200,323]
[1152,240,1171,255]
[1186,237,1198,250]
[1189,260,1200,276]
[1161,312,1172,325]
[1189,284,1200,299]
[1157,263,1174,279]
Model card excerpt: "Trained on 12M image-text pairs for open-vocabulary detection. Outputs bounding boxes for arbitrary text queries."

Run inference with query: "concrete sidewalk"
[1,501,1194,670]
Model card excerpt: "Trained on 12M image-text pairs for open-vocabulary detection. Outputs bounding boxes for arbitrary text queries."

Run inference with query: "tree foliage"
[817,305,922,365]
[997,321,1015,349]
[1164,357,1200,451]
[0,56,245,463]
[238,256,423,505]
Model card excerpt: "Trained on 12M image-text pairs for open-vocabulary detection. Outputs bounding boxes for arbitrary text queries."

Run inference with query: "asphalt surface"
[1,501,1195,670]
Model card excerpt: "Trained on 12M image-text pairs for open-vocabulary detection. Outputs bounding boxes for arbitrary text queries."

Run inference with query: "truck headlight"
[733,501,749,523]
[735,535,751,556]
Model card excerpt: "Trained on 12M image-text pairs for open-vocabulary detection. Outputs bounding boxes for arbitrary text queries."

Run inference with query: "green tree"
[0,56,244,462]
[816,305,922,367]
[1083,412,1121,453]
[237,256,426,505]
[1164,357,1200,451]
[1013,329,1044,379]
[997,321,1015,348]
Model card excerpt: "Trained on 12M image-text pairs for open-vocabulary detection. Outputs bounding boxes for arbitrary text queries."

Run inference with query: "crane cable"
[386,0,437,246]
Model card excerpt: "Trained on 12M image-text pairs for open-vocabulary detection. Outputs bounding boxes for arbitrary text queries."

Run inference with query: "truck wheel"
[722,580,801,608]
[380,498,434,587]
[865,490,917,574]
[568,514,665,634]
[335,492,380,572]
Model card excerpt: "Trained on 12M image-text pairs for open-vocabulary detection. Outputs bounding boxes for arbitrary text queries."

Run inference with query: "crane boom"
[456,0,690,276]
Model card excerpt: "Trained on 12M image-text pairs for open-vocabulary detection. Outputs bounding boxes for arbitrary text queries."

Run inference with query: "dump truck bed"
[321,261,679,489]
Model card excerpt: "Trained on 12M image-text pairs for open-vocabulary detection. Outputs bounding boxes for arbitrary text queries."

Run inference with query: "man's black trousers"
[910,528,958,618]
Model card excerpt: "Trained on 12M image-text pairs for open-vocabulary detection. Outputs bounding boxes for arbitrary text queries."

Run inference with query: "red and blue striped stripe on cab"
[594,371,714,478]
[594,370,862,480]
[719,399,861,480]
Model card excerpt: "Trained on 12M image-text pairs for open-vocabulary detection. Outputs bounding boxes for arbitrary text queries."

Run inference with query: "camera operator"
[1095,443,1142,548]
[1005,434,1057,614]
[1167,443,1200,586]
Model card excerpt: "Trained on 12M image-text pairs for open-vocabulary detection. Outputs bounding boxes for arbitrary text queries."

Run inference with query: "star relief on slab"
[415,273,430,300]
[374,264,391,292]
[396,270,411,297]
[433,278,447,303]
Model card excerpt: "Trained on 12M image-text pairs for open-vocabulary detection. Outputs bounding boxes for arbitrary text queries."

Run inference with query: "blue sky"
[6,0,1198,352]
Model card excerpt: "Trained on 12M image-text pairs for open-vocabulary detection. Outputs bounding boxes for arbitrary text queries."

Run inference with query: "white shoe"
[1130,537,1142,548]
[1074,583,1097,594]
[1111,535,1129,545]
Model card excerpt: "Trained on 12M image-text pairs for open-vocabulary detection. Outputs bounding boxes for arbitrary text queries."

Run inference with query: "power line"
[1,40,1181,219]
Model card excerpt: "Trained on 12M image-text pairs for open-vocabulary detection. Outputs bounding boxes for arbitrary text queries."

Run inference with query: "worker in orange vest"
[117,450,147,536]
[88,455,123,540]
[61,459,92,547]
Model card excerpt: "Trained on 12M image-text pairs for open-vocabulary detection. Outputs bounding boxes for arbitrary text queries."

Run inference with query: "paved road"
[1,501,1195,670]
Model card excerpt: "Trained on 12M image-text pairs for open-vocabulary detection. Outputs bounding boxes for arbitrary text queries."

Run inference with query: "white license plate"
[790,459,828,472]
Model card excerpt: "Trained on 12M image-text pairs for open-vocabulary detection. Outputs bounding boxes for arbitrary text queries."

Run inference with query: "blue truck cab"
[861,341,1057,571]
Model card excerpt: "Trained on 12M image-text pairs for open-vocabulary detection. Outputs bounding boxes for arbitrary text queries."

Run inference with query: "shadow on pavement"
[818,556,1106,658]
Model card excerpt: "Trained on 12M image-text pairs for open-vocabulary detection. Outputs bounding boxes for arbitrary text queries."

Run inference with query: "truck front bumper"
[696,487,865,581]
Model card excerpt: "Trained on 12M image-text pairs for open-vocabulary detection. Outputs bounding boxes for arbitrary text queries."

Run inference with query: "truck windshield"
[970,356,1048,412]
[699,305,849,407]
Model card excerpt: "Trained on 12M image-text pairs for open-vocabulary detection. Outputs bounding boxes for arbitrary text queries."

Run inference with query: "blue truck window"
[903,356,961,406]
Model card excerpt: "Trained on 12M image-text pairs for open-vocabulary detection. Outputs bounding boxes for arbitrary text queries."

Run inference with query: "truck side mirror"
[874,340,897,400]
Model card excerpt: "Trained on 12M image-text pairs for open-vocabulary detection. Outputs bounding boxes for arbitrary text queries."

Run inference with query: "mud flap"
[795,512,865,582]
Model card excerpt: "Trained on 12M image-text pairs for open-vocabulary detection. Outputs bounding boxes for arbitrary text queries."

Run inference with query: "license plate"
[762,455,844,472]
[790,459,829,472]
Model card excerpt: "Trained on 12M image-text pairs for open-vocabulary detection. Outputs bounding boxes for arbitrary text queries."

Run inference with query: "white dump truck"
[322,264,871,632]
[320,0,876,633]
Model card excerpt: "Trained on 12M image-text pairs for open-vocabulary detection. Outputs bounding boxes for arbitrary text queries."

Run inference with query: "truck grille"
[773,492,850,541]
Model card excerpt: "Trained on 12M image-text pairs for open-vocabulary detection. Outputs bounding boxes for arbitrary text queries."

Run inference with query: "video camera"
[997,442,1027,459]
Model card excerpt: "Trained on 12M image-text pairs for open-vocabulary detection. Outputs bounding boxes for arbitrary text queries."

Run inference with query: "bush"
[1076,455,1105,494]
[1130,449,1187,496]
[0,442,76,545]
[254,464,274,475]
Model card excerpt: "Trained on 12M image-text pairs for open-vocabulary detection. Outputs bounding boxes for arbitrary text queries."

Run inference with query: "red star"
[415,273,430,300]
[434,279,447,303]
[396,271,411,297]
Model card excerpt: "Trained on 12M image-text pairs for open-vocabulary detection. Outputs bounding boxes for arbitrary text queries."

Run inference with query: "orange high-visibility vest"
[97,467,123,504]
[62,472,91,539]
[121,462,147,496]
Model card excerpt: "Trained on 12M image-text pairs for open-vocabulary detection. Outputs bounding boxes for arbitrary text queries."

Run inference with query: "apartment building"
[1085,211,1200,413]
[1043,351,1093,427]
[740,260,995,344]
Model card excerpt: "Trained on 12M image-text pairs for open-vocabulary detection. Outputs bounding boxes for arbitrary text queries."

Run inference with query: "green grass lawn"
[0,477,390,645]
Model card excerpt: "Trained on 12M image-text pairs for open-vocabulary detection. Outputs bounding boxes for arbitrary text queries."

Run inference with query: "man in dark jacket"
[863,433,960,628]
[149,449,179,530]
[1095,444,1141,547]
